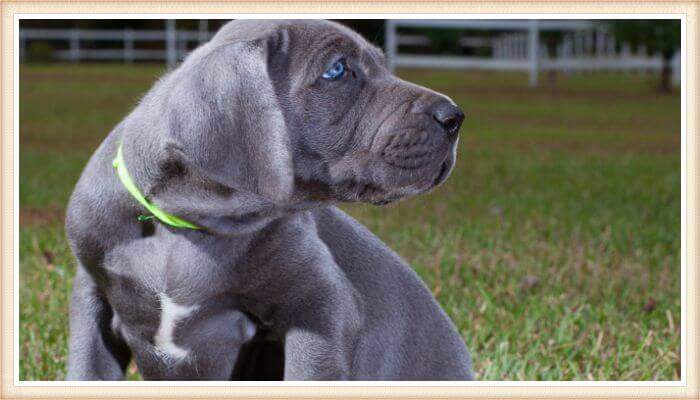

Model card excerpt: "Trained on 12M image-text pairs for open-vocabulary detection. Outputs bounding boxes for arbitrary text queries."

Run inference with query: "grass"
[19,64,681,381]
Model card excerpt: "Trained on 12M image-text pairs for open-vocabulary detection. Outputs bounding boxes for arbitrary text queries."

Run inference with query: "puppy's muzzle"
[380,99,464,171]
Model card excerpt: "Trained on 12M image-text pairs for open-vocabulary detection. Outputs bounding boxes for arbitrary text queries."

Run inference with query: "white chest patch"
[153,293,198,360]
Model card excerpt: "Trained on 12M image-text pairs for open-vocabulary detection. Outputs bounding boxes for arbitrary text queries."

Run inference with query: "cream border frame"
[1,2,697,399]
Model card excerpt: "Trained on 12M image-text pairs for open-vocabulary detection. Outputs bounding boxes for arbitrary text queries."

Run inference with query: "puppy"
[65,19,473,380]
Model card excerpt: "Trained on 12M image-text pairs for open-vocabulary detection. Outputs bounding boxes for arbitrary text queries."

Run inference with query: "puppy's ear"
[166,40,293,205]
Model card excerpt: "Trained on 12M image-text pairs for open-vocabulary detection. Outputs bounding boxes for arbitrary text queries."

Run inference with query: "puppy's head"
[169,20,463,208]
[262,20,464,205]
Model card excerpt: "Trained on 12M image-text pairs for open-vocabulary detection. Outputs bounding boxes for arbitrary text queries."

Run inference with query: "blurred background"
[19,19,681,380]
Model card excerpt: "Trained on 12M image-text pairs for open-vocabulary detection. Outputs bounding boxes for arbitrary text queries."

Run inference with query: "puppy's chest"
[108,275,249,370]
[104,235,247,363]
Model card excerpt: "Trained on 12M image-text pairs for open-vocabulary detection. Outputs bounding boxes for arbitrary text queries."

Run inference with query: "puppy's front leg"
[240,215,363,380]
[66,266,131,381]
[284,322,357,380]
[279,262,363,380]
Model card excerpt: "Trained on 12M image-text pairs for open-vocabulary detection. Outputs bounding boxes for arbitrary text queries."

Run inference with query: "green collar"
[112,143,201,230]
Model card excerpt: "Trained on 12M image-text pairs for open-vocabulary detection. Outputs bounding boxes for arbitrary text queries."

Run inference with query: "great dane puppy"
[65,19,473,380]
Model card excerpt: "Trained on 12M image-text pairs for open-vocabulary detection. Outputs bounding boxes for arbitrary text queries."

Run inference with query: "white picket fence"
[19,19,680,87]
[19,20,213,68]
[386,19,681,87]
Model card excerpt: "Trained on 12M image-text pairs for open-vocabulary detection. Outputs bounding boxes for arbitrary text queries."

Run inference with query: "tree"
[606,20,680,92]
[540,31,565,87]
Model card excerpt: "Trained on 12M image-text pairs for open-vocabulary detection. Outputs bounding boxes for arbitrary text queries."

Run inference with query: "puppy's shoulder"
[310,207,395,256]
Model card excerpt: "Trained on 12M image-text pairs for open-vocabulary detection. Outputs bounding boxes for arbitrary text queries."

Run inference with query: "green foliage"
[606,20,680,91]
[19,65,680,381]
[607,20,680,59]
[25,42,54,63]
[425,28,463,54]
[540,31,565,57]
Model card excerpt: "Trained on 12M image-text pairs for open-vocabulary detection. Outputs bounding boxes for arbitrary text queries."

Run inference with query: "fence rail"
[19,20,681,87]
[20,28,214,41]
[385,19,681,87]
[392,55,666,71]
[19,24,214,67]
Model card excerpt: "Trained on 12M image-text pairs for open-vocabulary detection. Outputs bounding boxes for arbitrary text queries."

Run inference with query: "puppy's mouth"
[327,178,399,205]
[380,130,442,171]
[353,163,449,205]
[432,161,450,187]
[322,140,456,205]
[351,152,453,205]
[353,181,381,200]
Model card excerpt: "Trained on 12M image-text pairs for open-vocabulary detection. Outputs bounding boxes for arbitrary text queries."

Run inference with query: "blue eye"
[322,59,346,80]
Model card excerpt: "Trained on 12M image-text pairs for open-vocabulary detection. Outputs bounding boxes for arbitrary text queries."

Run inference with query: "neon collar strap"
[112,143,200,230]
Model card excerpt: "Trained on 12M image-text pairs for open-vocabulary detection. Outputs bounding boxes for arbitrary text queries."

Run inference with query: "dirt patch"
[20,207,64,228]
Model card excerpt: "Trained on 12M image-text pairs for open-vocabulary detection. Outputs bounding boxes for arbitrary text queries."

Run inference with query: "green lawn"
[19,64,681,381]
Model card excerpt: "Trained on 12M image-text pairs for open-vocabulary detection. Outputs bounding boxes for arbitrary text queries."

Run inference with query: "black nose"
[431,100,464,138]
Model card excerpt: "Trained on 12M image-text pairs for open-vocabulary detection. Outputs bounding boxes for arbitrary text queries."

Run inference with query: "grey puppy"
[65,19,473,380]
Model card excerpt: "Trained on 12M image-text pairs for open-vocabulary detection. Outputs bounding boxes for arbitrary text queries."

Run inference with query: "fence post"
[166,19,177,69]
[638,44,648,57]
[199,19,209,44]
[385,20,397,73]
[585,30,594,55]
[574,30,583,57]
[621,42,631,58]
[528,19,539,87]
[564,35,573,57]
[606,35,616,57]
[20,38,26,61]
[70,28,80,62]
[596,28,605,58]
[124,28,134,63]
[178,31,187,60]
[671,49,681,86]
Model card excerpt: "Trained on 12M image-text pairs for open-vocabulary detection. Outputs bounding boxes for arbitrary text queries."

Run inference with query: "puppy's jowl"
[66,20,473,380]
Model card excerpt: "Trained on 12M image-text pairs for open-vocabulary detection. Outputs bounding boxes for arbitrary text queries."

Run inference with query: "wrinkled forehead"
[213,19,384,63]
[285,20,384,64]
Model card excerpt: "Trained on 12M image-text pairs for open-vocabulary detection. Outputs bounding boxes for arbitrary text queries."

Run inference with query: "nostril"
[430,100,464,136]
[440,116,460,133]
[433,115,456,132]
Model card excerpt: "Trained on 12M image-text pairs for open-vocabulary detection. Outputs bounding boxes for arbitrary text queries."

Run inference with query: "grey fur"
[65,19,473,381]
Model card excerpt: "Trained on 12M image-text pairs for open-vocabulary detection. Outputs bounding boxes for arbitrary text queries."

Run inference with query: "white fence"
[19,20,213,68]
[20,19,680,87]
[385,19,681,87]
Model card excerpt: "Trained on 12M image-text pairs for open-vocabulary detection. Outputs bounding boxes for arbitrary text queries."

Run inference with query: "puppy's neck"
[116,131,312,236]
